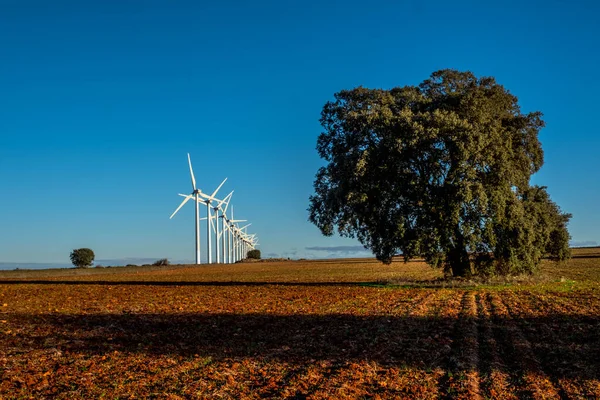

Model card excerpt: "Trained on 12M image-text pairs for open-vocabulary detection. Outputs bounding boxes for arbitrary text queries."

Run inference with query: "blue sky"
[1,0,599,266]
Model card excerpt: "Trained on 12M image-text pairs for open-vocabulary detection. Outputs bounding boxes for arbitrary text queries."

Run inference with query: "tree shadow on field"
[3,311,599,381]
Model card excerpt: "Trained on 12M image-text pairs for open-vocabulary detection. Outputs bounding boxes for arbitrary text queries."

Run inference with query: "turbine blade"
[218,191,234,210]
[210,178,227,198]
[187,153,196,190]
[222,192,233,214]
[198,192,222,203]
[170,195,192,219]
[209,214,216,232]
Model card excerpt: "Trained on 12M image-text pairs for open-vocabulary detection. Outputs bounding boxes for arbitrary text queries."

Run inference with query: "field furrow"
[476,293,519,400]
[503,290,600,399]
[438,291,481,399]
[489,292,561,399]
[404,290,437,316]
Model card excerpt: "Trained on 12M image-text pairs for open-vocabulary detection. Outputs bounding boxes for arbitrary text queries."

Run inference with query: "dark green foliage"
[247,249,261,259]
[70,248,95,269]
[152,258,170,266]
[308,69,571,277]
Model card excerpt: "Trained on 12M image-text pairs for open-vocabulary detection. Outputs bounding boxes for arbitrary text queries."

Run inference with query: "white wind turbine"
[226,205,247,263]
[170,153,225,264]
[217,192,234,263]
[169,153,204,264]
[201,178,227,264]
[245,233,258,250]
[237,223,252,260]
[213,191,233,264]
[179,189,232,264]
[232,222,248,262]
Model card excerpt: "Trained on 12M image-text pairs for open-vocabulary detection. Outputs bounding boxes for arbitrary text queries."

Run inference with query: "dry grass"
[0,257,443,284]
[3,248,597,285]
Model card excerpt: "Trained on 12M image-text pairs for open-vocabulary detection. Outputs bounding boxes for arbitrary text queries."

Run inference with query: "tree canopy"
[70,248,95,269]
[247,249,261,260]
[308,70,571,277]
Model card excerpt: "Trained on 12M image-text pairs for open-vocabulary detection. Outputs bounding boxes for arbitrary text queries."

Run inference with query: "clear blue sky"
[1,0,598,266]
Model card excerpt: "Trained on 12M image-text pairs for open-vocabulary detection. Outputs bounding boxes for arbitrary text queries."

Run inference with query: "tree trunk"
[447,234,471,277]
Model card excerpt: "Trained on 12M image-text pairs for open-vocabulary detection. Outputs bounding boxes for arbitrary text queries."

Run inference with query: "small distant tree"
[70,248,95,269]
[247,249,261,259]
[152,258,170,266]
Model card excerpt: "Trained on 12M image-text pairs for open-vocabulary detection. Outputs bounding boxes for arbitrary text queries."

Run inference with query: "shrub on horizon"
[70,248,95,269]
[247,250,261,259]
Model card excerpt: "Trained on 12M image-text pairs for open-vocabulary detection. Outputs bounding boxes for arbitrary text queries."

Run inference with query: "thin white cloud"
[570,240,598,247]
[305,245,368,253]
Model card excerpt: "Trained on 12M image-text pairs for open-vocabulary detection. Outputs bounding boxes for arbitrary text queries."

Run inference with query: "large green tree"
[309,70,571,277]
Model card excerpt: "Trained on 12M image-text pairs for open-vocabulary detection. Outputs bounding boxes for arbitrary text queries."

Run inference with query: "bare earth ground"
[1,249,599,399]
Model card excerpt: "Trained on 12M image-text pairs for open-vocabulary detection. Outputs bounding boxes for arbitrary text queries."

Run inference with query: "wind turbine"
[169,153,206,264]
[237,223,252,260]
[218,192,234,263]
[226,205,247,263]
[203,178,227,264]
[173,177,227,264]
[213,191,233,264]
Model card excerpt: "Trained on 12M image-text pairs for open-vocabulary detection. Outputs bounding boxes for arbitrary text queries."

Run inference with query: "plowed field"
[1,251,599,399]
